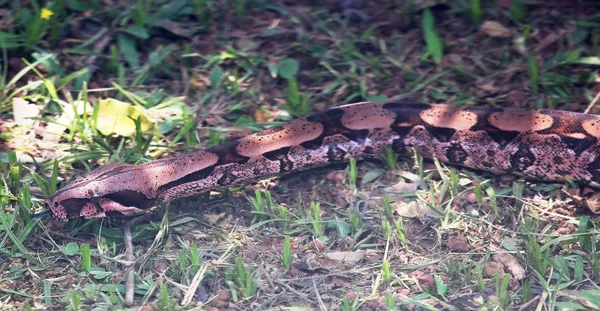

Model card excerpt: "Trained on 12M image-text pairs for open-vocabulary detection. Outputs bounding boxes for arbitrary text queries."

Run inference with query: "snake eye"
[53,202,59,207]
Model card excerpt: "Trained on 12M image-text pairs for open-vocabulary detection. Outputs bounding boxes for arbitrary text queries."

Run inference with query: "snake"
[39,100,600,220]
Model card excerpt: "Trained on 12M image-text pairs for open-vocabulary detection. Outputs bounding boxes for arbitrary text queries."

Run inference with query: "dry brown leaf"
[494,253,525,280]
[394,201,439,218]
[446,234,470,252]
[480,20,511,38]
[563,188,600,214]
[383,180,419,194]
[325,251,366,263]
[483,261,505,278]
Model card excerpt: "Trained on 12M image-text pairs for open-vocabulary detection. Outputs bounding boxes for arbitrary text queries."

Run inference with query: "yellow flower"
[40,8,54,20]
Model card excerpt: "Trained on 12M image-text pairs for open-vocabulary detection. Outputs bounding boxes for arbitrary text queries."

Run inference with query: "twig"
[181,264,208,305]
[583,90,600,114]
[122,220,135,307]
[312,279,327,311]
[274,280,314,304]
[122,214,153,307]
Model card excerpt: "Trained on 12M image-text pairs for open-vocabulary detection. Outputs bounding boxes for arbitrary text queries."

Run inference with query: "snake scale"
[42,101,600,220]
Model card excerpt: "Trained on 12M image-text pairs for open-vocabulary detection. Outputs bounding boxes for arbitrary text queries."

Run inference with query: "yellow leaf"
[96,98,152,136]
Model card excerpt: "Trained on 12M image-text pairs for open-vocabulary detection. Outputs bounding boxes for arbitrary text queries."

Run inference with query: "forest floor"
[1,0,600,310]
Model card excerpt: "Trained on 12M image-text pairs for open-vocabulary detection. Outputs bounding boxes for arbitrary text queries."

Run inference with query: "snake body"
[43,101,600,220]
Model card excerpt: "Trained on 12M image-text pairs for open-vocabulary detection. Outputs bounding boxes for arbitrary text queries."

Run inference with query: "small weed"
[473,183,483,204]
[190,243,201,276]
[468,0,482,23]
[382,260,392,284]
[157,283,176,311]
[382,219,392,239]
[341,297,352,311]
[277,205,290,229]
[395,219,408,248]
[434,275,447,299]
[485,185,499,217]
[348,209,362,232]
[523,221,551,275]
[528,52,539,93]
[348,158,357,190]
[383,146,398,169]
[384,292,398,311]
[282,235,292,269]
[383,196,393,220]
[422,9,443,64]
[476,263,485,291]
[67,291,81,311]
[80,243,92,272]
[510,1,527,23]
[308,201,324,237]
[495,273,510,308]
[225,256,257,300]
[521,278,532,303]
[250,189,267,220]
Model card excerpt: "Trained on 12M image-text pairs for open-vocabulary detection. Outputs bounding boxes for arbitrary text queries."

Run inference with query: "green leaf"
[96,98,152,136]
[123,24,149,39]
[60,242,79,256]
[278,59,299,79]
[528,53,539,93]
[89,267,110,280]
[117,33,140,69]
[422,9,443,64]
[574,56,600,65]
[209,66,223,88]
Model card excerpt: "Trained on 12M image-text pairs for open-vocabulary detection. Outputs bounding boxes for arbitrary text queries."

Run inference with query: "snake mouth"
[32,209,53,219]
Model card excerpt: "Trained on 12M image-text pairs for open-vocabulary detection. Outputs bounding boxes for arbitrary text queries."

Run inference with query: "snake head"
[44,188,152,221]
[42,164,153,221]
[44,194,106,221]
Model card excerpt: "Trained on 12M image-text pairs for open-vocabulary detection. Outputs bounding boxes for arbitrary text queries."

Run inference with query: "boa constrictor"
[41,101,600,220]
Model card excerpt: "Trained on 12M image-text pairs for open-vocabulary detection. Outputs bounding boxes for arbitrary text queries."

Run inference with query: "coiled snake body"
[43,101,600,220]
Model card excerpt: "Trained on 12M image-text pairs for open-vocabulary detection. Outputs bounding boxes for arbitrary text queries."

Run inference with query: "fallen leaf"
[559,290,600,310]
[500,237,522,251]
[96,98,152,136]
[409,270,435,289]
[44,100,92,143]
[325,251,366,263]
[394,200,440,218]
[362,168,384,184]
[383,180,419,194]
[446,234,470,252]
[480,20,511,38]
[494,253,525,280]
[12,98,40,127]
[483,261,505,278]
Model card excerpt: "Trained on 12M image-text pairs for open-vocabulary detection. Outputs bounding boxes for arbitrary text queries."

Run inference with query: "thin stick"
[583,90,600,114]
[122,215,152,307]
[123,221,135,307]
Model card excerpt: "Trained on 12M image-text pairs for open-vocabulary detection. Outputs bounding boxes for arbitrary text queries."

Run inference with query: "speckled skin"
[44,101,600,220]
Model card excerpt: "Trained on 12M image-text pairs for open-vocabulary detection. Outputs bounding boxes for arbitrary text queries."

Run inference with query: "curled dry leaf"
[493,253,525,280]
[325,251,366,264]
[479,20,511,38]
[483,261,505,278]
[394,200,440,219]
[446,234,470,252]
[383,180,419,194]
[563,188,600,214]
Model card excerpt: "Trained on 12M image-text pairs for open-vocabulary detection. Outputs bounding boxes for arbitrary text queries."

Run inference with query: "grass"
[1,0,600,310]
